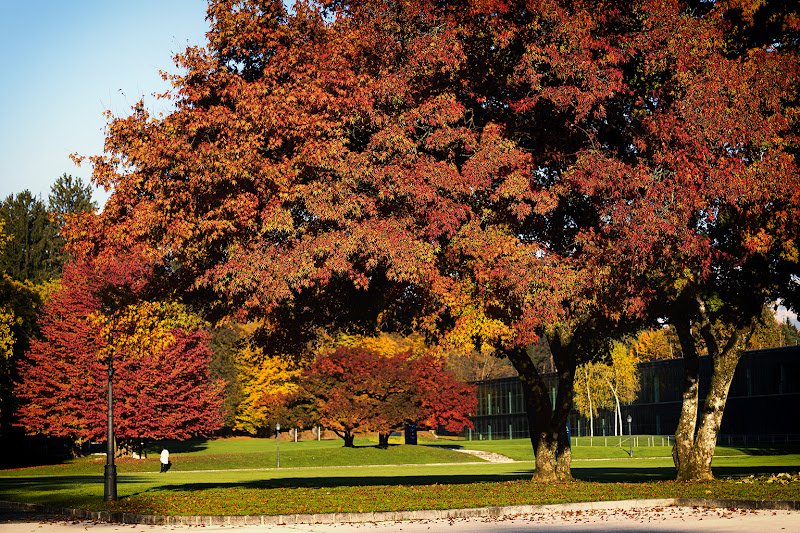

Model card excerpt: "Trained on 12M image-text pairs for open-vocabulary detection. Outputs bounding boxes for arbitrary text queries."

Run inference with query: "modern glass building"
[465,345,800,442]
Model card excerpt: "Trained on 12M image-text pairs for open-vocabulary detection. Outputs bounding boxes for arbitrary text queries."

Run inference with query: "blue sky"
[0,0,210,207]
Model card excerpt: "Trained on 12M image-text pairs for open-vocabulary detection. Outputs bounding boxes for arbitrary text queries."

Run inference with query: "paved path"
[445,448,516,463]
[1,505,798,532]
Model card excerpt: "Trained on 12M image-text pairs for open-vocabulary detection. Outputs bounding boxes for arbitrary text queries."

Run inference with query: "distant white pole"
[276,423,280,468]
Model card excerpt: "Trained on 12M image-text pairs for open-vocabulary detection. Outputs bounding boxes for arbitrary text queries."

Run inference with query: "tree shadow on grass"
[143,439,213,456]
[147,460,799,491]
[723,445,800,456]
[572,463,800,483]
[571,466,676,482]
[0,470,536,505]
[151,470,538,492]
[3,462,796,507]
[0,475,105,507]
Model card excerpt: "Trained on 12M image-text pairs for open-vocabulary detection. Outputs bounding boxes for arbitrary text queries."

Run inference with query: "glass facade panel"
[464,345,800,440]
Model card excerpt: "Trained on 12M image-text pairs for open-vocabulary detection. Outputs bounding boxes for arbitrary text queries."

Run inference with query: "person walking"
[160,448,170,473]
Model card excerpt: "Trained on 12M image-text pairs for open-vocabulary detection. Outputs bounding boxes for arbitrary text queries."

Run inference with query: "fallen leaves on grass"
[83,478,800,516]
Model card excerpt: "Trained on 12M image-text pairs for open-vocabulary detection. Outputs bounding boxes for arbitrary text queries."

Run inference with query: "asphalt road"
[1,506,798,533]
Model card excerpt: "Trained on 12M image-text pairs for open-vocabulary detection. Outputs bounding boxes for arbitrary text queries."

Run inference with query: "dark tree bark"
[332,428,356,448]
[503,312,624,482]
[505,336,576,482]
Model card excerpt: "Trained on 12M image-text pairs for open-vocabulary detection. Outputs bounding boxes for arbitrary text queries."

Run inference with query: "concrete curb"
[1,498,798,526]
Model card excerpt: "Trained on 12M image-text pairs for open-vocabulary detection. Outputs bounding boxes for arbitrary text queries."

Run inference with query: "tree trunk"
[117,437,136,458]
[506,342,575,482]
[672,299,757,481]
[67,437,84,458]
[506,346,556,481]
[685,348,741,479]
[674,348,746,480]
[555,417,572,481]
[603,376,621,436]
[333,428,356,447]
[553,347,575,481]
[585,370,594,437]
[377,433,391,448]
[672,318,701,479]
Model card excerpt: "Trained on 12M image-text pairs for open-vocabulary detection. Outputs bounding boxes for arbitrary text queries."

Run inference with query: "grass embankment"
[0,437,798,516]
[441,438,766,461]
[2,438,480,476]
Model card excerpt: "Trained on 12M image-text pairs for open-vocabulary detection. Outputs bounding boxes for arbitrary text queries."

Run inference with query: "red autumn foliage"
[71,0,799,480]
[14,253,224,448]
[276,347,475,447]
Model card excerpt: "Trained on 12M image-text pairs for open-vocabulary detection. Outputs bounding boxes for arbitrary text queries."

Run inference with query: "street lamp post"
[627,415,633,458]
[276,423,280,468]
[104,342,117,501]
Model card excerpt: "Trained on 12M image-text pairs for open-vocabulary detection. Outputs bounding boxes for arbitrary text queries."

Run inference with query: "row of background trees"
[0,175,96,437]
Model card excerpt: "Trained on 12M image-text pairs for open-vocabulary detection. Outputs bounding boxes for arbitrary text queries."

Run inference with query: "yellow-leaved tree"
[573,362,611,437]
[233,322,301,435]
[104,300,205,358]
[600,342,640,436]
[632,328,677,362]
[0,220,58,420]
[334,332,427,358]
[336,331,518,382]
[0,221,9,361]
[574,342,639,437]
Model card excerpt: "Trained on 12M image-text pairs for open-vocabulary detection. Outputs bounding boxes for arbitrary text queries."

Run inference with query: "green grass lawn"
[420,436,784,461]
[1,437,797,516]
[451,443,765,461]
[3,438,480,476]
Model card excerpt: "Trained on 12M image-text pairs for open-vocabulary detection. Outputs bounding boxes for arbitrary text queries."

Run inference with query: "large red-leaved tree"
[71,0,798,481]
[15,252,224,453]
[69,0,612,481]
[565,1,800,479]
[275,346,475,447]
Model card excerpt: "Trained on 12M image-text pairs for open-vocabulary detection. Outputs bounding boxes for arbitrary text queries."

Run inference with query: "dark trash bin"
[404,424,417,445]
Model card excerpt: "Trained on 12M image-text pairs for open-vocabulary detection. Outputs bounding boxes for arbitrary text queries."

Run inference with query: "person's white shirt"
[160,449,169,464]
